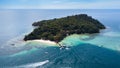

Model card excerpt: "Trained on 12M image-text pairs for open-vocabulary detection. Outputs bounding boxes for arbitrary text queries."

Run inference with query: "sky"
[0,0,120,9]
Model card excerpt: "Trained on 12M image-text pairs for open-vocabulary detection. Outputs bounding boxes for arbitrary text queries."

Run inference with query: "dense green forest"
[24,14,106,42]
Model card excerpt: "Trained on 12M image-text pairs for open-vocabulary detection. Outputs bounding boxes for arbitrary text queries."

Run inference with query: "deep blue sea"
[0,9,120,68]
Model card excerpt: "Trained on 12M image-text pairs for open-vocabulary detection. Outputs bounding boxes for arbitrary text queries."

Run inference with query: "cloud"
[40,1,120,9]
[0,0,120,9]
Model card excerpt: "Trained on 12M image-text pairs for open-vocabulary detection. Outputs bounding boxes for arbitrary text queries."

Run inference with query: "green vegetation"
[24,14,106,42]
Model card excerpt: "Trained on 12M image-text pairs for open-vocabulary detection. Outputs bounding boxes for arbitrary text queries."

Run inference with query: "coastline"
[25,34,93,47]
[26,39,58,46]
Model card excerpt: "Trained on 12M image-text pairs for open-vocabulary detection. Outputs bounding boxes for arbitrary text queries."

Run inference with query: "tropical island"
[24,14,106,43]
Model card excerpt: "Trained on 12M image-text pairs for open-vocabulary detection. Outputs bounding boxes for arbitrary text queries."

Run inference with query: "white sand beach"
[27,39,57,46]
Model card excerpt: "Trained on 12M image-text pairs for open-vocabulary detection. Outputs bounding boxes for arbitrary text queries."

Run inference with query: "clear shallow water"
[0,9,120,68]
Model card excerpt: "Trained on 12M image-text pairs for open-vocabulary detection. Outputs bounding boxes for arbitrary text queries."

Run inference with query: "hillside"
[24,14,106,42]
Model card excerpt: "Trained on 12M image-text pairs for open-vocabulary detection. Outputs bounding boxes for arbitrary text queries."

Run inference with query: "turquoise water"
[0,9,120,68]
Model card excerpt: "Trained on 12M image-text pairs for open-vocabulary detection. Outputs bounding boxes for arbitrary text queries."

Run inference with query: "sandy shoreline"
[27,39,57,45]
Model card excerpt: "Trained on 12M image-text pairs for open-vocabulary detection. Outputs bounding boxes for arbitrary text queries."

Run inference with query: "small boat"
[58,43,66,48]
[11,44,15,46]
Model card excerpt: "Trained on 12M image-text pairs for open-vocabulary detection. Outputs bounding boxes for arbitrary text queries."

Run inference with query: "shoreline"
[26,39,57,45]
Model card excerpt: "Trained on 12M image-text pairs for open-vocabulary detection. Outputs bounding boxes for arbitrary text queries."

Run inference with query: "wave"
[15,60,49,68]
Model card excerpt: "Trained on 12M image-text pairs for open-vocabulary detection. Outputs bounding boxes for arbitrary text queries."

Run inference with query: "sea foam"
[16,60,49,68]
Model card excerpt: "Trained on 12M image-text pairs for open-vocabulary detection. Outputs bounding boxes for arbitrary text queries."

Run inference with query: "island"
[24,14,106,43]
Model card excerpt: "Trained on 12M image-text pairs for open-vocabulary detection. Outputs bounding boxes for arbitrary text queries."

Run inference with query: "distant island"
[24,14,106,43]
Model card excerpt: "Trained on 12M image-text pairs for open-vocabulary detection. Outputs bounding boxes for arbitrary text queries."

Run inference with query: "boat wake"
[16,60,49,68]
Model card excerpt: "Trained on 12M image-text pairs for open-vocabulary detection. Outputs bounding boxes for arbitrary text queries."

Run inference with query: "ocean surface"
[0,9,120,68]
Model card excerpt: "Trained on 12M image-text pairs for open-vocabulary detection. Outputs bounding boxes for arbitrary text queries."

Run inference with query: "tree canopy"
[24,14,106,42]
